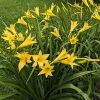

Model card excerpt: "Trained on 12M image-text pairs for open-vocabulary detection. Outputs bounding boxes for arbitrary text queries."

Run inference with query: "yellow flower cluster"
[1,1,100,78]
[15,48,77,78]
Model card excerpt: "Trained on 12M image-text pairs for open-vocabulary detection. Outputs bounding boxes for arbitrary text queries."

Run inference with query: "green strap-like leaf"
[51,84,91,100]
[47,93,81,100]
[54,98,76,100]
[63,70,95,83]
[61,84,90,100]
[0,93,16,100]
[26,67,36,83]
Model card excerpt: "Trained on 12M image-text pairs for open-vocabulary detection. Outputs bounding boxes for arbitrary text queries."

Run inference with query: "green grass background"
[0,0,52,33]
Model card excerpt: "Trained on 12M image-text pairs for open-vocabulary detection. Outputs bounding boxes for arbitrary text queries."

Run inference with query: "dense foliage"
[0,0,100,100]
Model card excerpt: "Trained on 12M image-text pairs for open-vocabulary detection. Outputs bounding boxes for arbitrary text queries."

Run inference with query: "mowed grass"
[0,0,52,33]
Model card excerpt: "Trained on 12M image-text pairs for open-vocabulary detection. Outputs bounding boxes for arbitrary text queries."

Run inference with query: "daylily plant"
[1,1,100,100]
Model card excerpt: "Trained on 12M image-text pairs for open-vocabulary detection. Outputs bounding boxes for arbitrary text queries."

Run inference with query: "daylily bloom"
[82,0,89,8]
[47,9,55,16]
[50,3,55,11]
[61,53,78,69]
[73,3,83,9]
[51,48,69,64]
[1,30,15,41]
[15,52,32,71]
[25,9,35,18]
[32,50,49,67]
[42,21,48,30]
[56,5,60,13]
[92,12,100,20]
[42,9,56,16]
[38,62,54,78]
[88,0,94,6]
[6,24,17,35]
[97,6,100,12]
[51,28,61,39]
[7,41,16,49]
[17,17,27,26]
[70,21,78,33]
[78,22,91,33]
[18,34,37,49]
[16,32,24,41]
[41,8,56,20]
[70,36,78,44]
[27,24,34,30]
[32,7,39,16]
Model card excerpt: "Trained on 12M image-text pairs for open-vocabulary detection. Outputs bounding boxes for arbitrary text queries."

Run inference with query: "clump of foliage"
[0,0,100,99]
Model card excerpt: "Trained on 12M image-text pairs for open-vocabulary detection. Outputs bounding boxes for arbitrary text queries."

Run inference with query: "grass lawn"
[0,0,52,33]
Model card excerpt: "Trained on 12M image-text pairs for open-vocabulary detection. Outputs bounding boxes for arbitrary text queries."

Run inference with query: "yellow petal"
[33,7,39,16]
[78,22,91,33]
[32,62,37,67]
[82,0,89,7]
[16,32,24,41]
[7,41,16,49]
[70,36,78,44]
[88,0,94,6]
[17,17,27,25]
[32,50,49,67]
[70,21,78,33]
[50,3,55,11]
[15,52,32,71]
[6,24,17,35]
[92,12,100,20]
[51,48,68,64]
[1,30,15,41]
[18,60,26,71]
[18,34,37,48]
[25,9,35,18]
[38,62,54,78]
[51,28,61,39]
[61,53,78,69]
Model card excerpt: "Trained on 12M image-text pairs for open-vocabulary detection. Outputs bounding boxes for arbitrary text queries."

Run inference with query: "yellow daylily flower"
[6,24,17,35]
[78,22,91,33]
[97,6,100,12]
[70,36,78,44]
[18,34,37,49]
[15,52,32,71]
[88,0,94,6]
[51,48,68,64]
[56,5,60,13]
[17,17,27,26]
[32,50,49,67]
[70,21,78,33]
[42,21,48,30]
[50,3,55,11]
[44,15,50,20]
[25,9,35,18]
[41,8,56,20]
[92,11,100,20]
[42,9,56,16]
[1,30,15,41]
[51,28,61,39]
[7,41,16,49]
[61,53,78,69]
[16,32,24,41]
[73,3,83,9]
[32,7,39,16]
[38,62,54,78]
[82,0,89,7]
